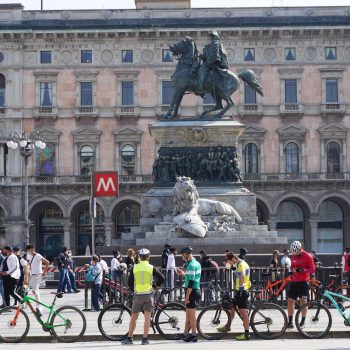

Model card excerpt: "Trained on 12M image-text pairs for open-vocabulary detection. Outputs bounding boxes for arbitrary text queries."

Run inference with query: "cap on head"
[179,246,193,255]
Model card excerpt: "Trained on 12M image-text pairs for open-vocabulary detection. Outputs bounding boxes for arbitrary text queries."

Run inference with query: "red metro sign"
[94,172,119,197]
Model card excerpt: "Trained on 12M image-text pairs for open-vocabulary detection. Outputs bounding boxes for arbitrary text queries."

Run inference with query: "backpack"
[86,266,99,283]
[210,259,220,272]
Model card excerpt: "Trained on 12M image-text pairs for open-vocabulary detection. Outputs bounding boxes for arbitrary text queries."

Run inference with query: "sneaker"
[74,290,81,293]
[287,323,294,329]
[184,334,198,342]
[235,333,250,341]
[36,308,43,317]
[217,325,231,333]
[141,338,150,345]
[121,337,133,345]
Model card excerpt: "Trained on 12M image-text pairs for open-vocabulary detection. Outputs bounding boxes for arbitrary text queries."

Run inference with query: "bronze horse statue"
[162,36,263,119]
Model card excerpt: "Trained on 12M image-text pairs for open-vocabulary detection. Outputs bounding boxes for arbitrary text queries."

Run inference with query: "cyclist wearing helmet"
[122,248,165,345]
[287,240,315,329]
[180,246,201,342]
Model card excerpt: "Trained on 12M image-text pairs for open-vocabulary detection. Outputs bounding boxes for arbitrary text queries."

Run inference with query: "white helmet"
[138,248,150,258]
[290,241,302,254]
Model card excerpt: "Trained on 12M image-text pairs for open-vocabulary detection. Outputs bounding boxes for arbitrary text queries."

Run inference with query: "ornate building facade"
[0,3,350,256]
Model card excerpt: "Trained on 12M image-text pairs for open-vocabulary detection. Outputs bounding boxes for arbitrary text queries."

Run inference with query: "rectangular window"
[122,50,133,63]
[284,47,296,61]
[325,47,337,60]
[244,48,255,61]
[81,50,92,63]
[40,51,52,64]
[326,79,338,103]
[121,81,134,106]
[285,79,297,103]
[162,49,173,62]
[80,82,93,106]
[39,82,53,107]
[162,81,173,105]
[244,83,256,104]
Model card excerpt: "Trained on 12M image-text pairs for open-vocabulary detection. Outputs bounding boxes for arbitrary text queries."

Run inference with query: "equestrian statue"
[162,31,263,119]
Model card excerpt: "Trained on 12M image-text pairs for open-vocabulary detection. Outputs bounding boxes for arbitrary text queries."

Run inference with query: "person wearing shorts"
[122,248,164,346]
[180,246,201,343]
[287,241,315,329]
[26,244,49,317]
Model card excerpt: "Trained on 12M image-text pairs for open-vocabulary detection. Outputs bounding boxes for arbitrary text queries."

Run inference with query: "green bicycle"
[295,285,350,338]
[0,292,86,343]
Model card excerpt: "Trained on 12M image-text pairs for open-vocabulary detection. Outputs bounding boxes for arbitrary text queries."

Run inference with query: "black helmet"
[180,246,193,254]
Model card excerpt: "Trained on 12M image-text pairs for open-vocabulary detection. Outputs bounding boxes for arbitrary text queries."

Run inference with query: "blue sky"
[18,0,350,10]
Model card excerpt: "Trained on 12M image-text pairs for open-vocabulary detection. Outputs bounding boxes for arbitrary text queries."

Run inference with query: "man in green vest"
[180,246,201,343]
[122,248,164,345]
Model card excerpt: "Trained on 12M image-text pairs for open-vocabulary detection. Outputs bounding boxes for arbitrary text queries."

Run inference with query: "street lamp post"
[7,131,46,247]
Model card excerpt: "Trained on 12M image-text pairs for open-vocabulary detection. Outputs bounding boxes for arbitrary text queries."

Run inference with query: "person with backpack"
[13,247,30,304]
[84,255,102,311]
[0,246,21,307]
[26,244,49,316]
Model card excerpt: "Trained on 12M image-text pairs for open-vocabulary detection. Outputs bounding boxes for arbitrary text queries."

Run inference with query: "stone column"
[268,215,277,231]
[104,217,113,246]
[308,218,318,252]
[63,219,72,249]
[136,143,141,174]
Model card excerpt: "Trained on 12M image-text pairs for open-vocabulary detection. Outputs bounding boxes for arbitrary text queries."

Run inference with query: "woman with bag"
[84,255,102,311]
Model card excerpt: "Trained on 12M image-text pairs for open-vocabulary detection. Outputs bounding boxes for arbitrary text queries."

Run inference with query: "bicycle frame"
[11,295,69,331]
[322,290,350,322]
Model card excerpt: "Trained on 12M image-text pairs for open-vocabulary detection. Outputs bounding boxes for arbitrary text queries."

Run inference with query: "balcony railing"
[75,106,99,118]
[28,175,154,185]
[238,103,263,116]
[243,172,350,181]
[280,103,304,115]
[116,105,140,117]
[34,106,58,118]
[321,103,345,116]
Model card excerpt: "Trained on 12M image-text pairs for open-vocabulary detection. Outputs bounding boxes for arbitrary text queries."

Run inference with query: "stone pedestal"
[136,119,288,253]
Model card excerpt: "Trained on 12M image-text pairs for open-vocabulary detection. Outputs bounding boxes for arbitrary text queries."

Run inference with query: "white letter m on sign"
[97,177,116,193]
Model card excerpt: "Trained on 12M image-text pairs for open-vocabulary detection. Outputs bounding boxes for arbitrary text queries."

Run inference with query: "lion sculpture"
[172,176,242,238]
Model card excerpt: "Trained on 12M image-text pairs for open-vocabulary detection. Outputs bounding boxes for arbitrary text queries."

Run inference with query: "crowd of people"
[0,242,349,345]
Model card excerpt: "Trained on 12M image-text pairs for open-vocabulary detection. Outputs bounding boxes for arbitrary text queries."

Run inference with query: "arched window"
[285,142,299,173]
[244,143,259,174]
[317,200,343,253]
[327,142,341,174]
[121,144,135,175]
[37,203,63,259]
[77,203,105,255]
[115,201,140,239]
[80,145,95,178]
[277,201,304,244]
[0,74,5,107]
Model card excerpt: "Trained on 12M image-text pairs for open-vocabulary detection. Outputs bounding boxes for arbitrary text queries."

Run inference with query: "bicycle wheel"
[50,306,87,342]
[98,303,131,341]
[154,302,186,340]
[250,302,287,340]
[197,304,231,340]
[295,301,332,339]
[0,306,30,343]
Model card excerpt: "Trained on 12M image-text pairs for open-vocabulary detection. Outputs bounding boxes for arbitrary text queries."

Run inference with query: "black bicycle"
[197,287,288,340]
[98,288,186,341]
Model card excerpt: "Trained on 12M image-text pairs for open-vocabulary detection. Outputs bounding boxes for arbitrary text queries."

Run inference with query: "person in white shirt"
[111,250,121,282]
[166,247,177,297]
[0,246,21,306]
[26,244,49,316]
[280,249,292,271]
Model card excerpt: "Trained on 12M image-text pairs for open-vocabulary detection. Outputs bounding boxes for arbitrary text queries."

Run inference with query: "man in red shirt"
[287,241,315,329]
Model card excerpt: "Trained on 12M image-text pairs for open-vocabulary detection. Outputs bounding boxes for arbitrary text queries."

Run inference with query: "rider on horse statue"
[198,31,229,91]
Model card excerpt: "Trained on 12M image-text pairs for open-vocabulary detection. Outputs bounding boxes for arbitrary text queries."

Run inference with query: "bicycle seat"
[329,275,339,279]
[50,292,63,298]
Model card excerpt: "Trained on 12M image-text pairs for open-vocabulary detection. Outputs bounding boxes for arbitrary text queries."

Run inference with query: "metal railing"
[243,172,350,181]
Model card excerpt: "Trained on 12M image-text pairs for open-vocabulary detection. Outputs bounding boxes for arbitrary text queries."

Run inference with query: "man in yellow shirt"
[218,252,251,340]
